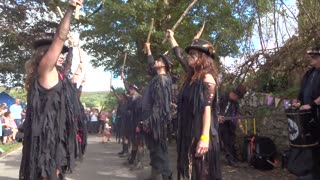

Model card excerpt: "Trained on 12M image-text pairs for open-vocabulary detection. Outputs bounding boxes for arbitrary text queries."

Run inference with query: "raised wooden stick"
[57,6,64,17]
[162,0,200,44]
[121,53,128,79]
[194,19,206,39]
[144,18,154,54]
[75,5,80,19]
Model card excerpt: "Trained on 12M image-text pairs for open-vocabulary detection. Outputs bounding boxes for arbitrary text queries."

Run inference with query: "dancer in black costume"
[20,1,83,179]
[120,72,145,169]
[143,42,173,180]
[167,30,221,180]
[65,38,88,160]
[111,86,130,157]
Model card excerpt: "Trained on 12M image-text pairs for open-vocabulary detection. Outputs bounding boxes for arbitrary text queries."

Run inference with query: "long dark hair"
[184,51,218,85]
[25,45,50,91]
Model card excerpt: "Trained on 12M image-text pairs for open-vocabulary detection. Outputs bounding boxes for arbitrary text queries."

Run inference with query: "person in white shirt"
[9,99,23,127]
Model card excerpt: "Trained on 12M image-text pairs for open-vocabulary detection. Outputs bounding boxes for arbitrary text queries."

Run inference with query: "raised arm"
[120,72,130,93]
[38,0,82,78]
[71,62,83,84]
[166,29,189,72]
[145,42,156,76]
[111,86,122,102]
[62,36,75,76]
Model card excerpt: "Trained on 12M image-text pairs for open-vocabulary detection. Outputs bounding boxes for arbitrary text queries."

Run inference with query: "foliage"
[79,0,269,85]
[80,87,124,111]
[0,142,22,154]
[7,88,27,103]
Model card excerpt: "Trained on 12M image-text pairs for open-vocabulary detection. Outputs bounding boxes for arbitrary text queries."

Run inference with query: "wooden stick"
[194,19,206,39]
[223,116,254,121]
[121,53,128,79]
[146,18,154,43]
[162,0,199,44]
[75,5,80,19]
[57,6,64,17]
[144,18,154,54]
[110,71,113,88]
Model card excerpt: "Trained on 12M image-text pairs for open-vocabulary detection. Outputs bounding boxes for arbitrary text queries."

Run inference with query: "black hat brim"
[33,39,69,54]
[185,46,215,59]
[159,55,172,72]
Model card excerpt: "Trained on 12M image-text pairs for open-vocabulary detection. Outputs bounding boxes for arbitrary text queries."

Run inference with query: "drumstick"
[144,18,154,54]
[121,53,127,80]
[161,0,200,44]
[75,5,80,19]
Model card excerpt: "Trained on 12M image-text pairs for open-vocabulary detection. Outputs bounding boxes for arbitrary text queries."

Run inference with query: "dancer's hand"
[68,36,74,47]
[145,42,150,50]
[166,29,174,39]
[218,115,225,123]
[195,139,209,157]
[120,72,125,80]
[70,0,83,7]
[315,96,320,105]
[300,104,311,110]
[136,127,140,133]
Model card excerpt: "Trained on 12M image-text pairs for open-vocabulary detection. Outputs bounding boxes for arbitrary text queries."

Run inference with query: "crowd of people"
[2,0,317,179]
[0,99,25,147]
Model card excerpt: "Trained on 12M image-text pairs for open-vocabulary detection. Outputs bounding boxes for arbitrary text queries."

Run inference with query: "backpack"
[249,136,277,170]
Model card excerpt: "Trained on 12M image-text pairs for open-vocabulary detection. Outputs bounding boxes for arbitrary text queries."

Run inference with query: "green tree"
[80,0,272,85]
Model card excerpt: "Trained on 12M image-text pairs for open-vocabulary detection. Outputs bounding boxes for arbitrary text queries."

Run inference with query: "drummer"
[218,85,247,167]
[290,45,320,179]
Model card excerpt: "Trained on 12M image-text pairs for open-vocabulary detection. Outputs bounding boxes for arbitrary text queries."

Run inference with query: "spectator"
[111,108,117,135]
[2,111,18,144]
[0,103,7,148]
[98,108,108,135]
[90,108,99,134]
[9,99,23,127]
[0,107,3,154]
[102,118,111,143]
[21,105,27,123]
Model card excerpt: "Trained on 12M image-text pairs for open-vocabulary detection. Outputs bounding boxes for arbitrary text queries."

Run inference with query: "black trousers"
[145,136,171,176]
[219,123,237,162]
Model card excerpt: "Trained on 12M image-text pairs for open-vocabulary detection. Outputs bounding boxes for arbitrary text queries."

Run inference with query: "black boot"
[119,143,129,158]
[130,151,143,170]
[128,150,137,165]
[118,144,125,155]
[162,173,173,180]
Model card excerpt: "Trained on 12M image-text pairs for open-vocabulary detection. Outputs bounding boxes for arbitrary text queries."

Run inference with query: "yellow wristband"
[200,135,210,141]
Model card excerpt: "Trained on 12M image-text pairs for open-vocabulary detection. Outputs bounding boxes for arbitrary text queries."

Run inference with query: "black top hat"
[129,84,139,92]
[185,39,215,59]
[32,33,69,53]
[232,85,247,98]
[307,46,320,55]
[158,54,173,72]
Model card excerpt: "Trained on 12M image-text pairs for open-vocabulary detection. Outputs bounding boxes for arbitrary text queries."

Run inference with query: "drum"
[285,109,319,148]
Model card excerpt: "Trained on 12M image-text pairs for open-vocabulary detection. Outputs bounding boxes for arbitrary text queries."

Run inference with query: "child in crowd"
[102,118,111,143]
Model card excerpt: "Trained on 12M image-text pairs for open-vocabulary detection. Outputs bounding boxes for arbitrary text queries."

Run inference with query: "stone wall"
[237,93,290,154]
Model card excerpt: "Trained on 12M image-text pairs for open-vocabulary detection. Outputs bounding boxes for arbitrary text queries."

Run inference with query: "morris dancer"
[20,1,83,179]
[167,29,221,180]
[143,42,173,180]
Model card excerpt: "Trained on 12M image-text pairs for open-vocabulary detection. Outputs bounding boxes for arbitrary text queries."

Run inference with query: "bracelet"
[200,135,210,141]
